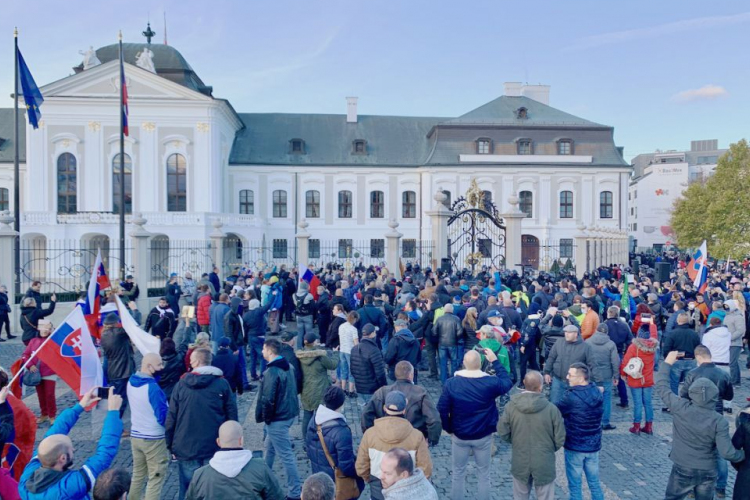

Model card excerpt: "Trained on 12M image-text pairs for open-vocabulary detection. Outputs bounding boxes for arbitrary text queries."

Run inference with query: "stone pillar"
[296,220,310,269]
[424,190,452,267]
[574,225,588,279]
[209,219,225,272]
[385,219,403,279]
[0,210,17,295]
[501,195,526,273]
[129,213,152,314]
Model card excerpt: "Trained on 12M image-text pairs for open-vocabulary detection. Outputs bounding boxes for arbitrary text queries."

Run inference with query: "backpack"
[294,294,314,316]
[623,346,644,379]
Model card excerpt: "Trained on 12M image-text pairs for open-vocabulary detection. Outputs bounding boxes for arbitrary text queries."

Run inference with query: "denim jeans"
[177,458,206,500]
[357,392,372,407]
[451,434,493,500]
[438,346,459,384]
[564,449,604,500]
[630,386,653,423]
[381,333,389,356]
[729,346,742,385]
[550,376,567,405]
[717,455,728,490]
[265,417,302,498]
[597,380,613,426]
[301,410,313,438]
[338,353,351,382]
[519,347,539,382]
[249,336,266,378]
[617,354,628,405]
[669,359,696,394]
[664,463,717,500]
[296,315,314,349]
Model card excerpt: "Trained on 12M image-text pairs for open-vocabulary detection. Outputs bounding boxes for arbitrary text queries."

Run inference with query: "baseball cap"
[384,391,407,414]
[280,331,297,342]
[362,323,379,335]
[304,332,320,345]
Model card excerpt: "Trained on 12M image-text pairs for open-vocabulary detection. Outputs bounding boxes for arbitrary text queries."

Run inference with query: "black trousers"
[0,313,10,337]
[519,347,540,383]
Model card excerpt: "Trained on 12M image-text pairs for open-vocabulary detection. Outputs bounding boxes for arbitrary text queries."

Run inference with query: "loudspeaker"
[441,258,452,274]
[632,258,640,274]
[656,262,671,283]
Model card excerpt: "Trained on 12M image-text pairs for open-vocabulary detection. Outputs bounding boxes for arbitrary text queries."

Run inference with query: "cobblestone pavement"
[2,331,747,499]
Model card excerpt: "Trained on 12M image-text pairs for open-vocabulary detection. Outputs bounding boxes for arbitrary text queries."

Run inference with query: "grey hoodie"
[724,306,746,347]
[655,367,744,470]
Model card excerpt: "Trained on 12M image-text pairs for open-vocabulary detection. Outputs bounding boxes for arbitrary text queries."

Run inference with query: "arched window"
[306,190,320,218]
[57,153,77,214]
[482,190,492,209]
[112,153,132,214]
[338,190,352,218]
[370,190,384,218]
[239,189,254,214]
[519,191,533,218]
[402,191,416,218]
[559,190,573,219]
[272,190,287,218]
[166,153,187,212]
[600,191,613,219]
[0,188,8,212]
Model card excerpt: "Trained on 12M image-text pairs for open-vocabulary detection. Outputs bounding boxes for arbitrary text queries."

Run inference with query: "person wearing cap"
[356,391,432,500]
[297,332,339,434]
[543,324,593,405]
[243,297,272,381]
[21,319,58,424]
[305,386,364,497]
[351,323,388,407]
[658,350,745,500]
[120,274,140,303]
[384,319,421,384]
[723,299,745,386]
[362,361,441,447]
[101,312,136,420]
[145,297,177,340]
[207,294,231,354]
[437,348,511,500]
[586,323,620,430]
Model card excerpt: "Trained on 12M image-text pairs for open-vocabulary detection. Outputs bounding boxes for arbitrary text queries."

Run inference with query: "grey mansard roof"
[0,109,26,163]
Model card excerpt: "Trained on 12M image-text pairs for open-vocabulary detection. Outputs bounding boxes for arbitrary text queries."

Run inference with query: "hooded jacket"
[242,300,271,339]
[20,302,56,344]
[326,313,346,349]
[724,307,747,347]
[702,324,732,364]
[587,332,620,383]
[208,302,231,342]
[620,334,658,388]
[355,416,432,482]
[212,348,243,393]
[384,328,421,379]
[731,410,750,497]
[381,469,438,500]
[100,325,135,381]
[127,372,168,440]
[196,293,212,327]
[255,356,300,424]
[556,383,604,453]
[158,346,187,401]
[679,362,733,414]
[165,366,238,461]
[497,391,566,486]
[296,348,339,411]
[185,450,284,500]
[655,368,744,470]
[603,318,632,355]
[543,336,593,381]
[350,337,387,395]
[305,405,361,491]
[662,325,701,359]
[361,379,442,445]
[223,297,245,347]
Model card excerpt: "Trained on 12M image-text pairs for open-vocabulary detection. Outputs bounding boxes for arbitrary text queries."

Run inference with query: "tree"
[670,139,750,259]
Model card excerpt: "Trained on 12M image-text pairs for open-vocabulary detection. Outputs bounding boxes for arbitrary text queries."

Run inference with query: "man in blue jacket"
[437,349,512,500]
[555,362,604,500]
[208,293,231,354]
[19,387,123,500]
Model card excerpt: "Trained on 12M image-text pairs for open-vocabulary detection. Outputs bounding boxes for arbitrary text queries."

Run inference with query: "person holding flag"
[687,241,709,295]
[0,367,37,484]
[20,320,58,425]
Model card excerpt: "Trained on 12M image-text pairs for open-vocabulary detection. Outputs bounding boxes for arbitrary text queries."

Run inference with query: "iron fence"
[538,239,576,273]
[148,238,214,289]
[399,240,435,269]
[222,238,298,275]
[308,239,388,270]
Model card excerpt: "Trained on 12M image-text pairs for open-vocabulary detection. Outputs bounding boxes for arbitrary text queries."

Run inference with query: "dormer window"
[516,107,528,119]
[289,138,305,154]
[352,139,367,155]
[558,139,573,155]
[476,138,492,154]
[517,139,532,155]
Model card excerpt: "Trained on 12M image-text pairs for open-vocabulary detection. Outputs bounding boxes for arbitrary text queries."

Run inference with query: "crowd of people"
[3,255,750,499]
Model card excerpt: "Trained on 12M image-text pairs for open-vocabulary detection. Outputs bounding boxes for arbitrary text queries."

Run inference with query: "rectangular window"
[519,191,533,218]
[558,141,572,155]
[559,191,573,219]
[478,238,492,258]
[0,188,8,212]
[402,191,416,218]
[273,190,287,218]
[239,189,254,215]
[371,239,384,258]
[477,139,490,154]
[306,190,320,218]
[338,239,353,258]
[309,239,320,259]
[338,191,353,218]
[272,239,287,258]
[560,238,573,258]
[402,239,416,258]
[518,140,532,155]
[600,191,613,219]
[370,191,384,218]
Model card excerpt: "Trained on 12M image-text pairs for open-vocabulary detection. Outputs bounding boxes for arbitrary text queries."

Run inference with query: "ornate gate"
[447,180,506,274]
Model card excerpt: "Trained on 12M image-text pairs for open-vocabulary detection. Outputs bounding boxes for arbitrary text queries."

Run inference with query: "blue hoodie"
[127,372,168,440]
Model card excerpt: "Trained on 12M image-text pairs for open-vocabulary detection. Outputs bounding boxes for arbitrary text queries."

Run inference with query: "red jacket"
[21,337,54,377]
[197,294,212,326]
[620,323,658,388]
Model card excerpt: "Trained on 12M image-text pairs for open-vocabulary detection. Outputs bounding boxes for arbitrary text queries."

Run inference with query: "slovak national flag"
[687,240,709,294]
[83,249,111,339]
[299,263,322,300]
[36,307,103,397]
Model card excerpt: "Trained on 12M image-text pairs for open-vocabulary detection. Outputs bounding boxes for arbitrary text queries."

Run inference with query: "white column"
[385,219,403,279]
[501,195,525,273]
[83,122,103,211]
[209,219,225,269]
[296,220,310,269]
[129,213,152,314]
[425,190,452,266]
[139,124,158,212]
[574,225,588,279]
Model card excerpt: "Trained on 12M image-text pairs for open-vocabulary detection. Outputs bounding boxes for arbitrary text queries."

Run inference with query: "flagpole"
[118,31,126,281]
[13,28,21,297]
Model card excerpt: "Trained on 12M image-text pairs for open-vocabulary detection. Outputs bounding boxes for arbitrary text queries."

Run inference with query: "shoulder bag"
[317,424,361,500]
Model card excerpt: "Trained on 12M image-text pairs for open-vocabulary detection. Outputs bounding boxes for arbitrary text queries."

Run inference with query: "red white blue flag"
[36,307,103,396]
[299,263,322,300]
[83,249,111,339]
[687,240,709,294]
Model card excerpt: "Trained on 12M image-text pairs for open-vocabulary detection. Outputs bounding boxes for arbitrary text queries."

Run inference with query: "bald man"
[185,421,284,500]
[19,387,123,499]
[437,349,513,500]
[127,353,168,500]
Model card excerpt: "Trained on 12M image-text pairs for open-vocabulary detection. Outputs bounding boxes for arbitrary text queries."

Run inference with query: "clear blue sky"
[2,0,748,161]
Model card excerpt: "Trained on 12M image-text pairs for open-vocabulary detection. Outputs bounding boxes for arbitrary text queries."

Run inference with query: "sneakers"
[615,402,629,409]
[716,488,726,498]
[661,407,671,413]
[602,424,617,431]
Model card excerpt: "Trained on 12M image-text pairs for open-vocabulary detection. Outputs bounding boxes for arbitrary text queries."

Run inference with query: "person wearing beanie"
[539,307,579,371]
[101,311,136,420]
[543,324,593,405]
[305,386,364,498]
[212,337,244,394]
[620,317,657,435]
[586,323,620,430]
[296,334,340,436]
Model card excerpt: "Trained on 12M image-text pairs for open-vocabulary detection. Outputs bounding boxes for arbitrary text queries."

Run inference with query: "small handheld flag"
[299,263,322,300]
[687,240,709,294]
[83,249,111,339]
[16,48,43,129]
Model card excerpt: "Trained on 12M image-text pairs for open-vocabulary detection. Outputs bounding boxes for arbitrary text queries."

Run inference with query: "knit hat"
[323,386,346,410]
[726,299,738,312]
[219,337,232,348]
[304,332,320,345]
[528,302,541,316]
[248,299,260,311]
[637,326,652,339]
[384,391,407,414]
[103,313,119,326]
[552,315,564,328]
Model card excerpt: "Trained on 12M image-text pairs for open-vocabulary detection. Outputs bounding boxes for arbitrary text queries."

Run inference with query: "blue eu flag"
[17,49,43,129]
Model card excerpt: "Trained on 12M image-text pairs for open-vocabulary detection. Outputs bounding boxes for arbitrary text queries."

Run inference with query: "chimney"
[503,82,522,97]
[346,97,358,123]
[521,85,550,105]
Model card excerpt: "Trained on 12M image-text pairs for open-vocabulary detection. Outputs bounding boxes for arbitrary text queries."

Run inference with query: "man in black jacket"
[100,313,135,419]
[434,304,463,384]
[315,286,332,345]
[0,285,14,340]
[256,338,302,499]
[361,361,441,446]
[279,331,303,394]
[411,295,440,379]
[350,324,387,406]
[384,319,421,383]
[663,313,701,395]
[166,347,238,500]
[603,306,632,408]
[144,298,176,340]
[356,295,389,350]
